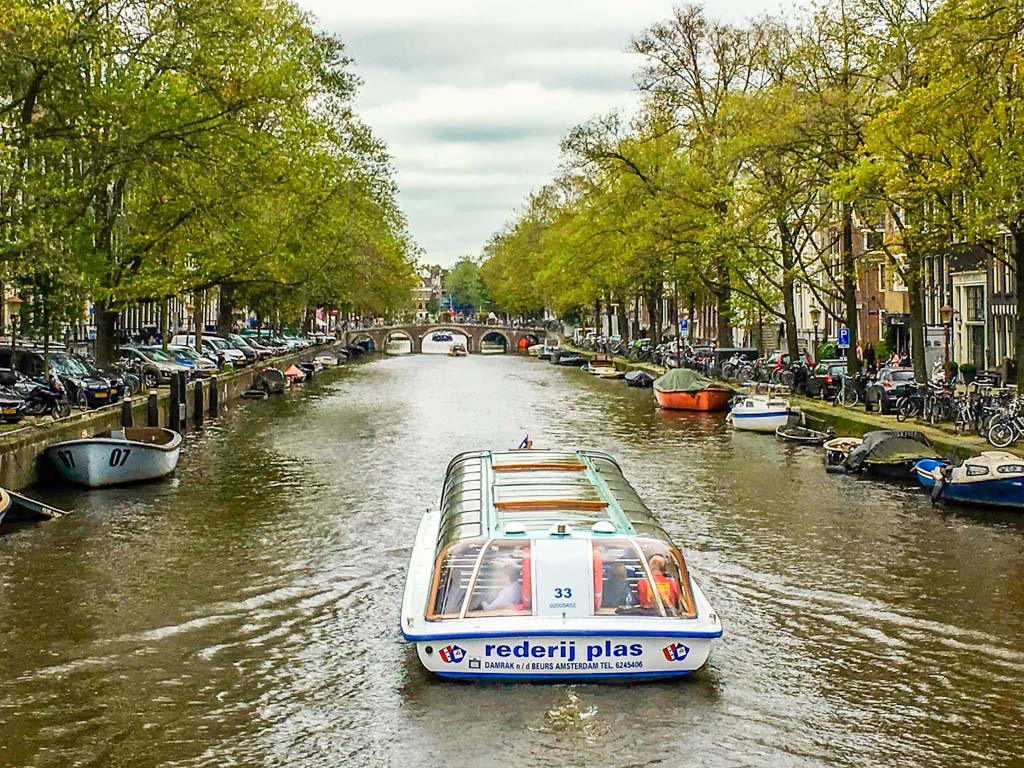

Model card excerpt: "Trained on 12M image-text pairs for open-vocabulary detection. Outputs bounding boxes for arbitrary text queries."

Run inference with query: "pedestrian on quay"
[864,342,876,375]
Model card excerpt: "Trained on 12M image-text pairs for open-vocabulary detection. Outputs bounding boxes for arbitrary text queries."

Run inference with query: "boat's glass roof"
[436,450,672,553]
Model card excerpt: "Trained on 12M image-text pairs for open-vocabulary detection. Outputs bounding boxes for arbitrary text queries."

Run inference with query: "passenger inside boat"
[601,562,633,609]
[482,562,523,610]
[638,554,683,616]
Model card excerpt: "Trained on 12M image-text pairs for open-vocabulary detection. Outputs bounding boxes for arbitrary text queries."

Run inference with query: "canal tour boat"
[401,449,722,680]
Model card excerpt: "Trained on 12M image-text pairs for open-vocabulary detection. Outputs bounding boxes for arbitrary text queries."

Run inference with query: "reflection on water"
[2,354,1023,767]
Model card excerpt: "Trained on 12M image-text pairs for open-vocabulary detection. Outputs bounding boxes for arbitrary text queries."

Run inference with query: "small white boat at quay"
[401,449,721,681]
[44,427,182,488]
[314,353,338,367]
[726,394,799,433]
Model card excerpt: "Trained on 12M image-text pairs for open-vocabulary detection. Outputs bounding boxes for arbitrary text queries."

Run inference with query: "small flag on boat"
[518,435,531,449]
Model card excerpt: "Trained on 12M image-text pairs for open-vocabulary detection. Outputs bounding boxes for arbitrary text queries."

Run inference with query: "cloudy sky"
[297,0,782,267]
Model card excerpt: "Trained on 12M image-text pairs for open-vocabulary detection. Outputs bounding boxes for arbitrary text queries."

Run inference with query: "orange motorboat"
[653,368,732,412]
[654,387,731,411]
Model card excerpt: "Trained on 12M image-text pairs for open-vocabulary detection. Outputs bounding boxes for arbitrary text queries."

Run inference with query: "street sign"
[837,327,850,349]
[679,318,688,333]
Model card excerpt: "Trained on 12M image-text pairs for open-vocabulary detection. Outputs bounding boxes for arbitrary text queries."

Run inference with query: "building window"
[965,285,984,322]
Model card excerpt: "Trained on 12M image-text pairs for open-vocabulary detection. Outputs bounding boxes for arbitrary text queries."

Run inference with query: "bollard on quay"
[121,396,133,428]
[193,380,204,426]
[176,372,188,432]
[209,374,219,416]
[147,391,159,427]
[168,377,179,430]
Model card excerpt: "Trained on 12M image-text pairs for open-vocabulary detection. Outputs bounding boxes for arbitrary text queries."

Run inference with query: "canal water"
[2,354,1023,767]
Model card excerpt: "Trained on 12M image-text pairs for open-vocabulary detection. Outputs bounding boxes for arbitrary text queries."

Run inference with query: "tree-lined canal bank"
[2,353,1023,767]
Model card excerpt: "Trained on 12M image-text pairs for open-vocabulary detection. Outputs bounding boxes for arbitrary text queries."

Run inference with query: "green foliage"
[446,259,489,313]
[0,0,415,360]
[818,341,838,361]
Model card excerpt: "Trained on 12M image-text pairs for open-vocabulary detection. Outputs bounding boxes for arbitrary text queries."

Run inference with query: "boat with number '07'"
[44,427,182,488]
[401,449,721,680]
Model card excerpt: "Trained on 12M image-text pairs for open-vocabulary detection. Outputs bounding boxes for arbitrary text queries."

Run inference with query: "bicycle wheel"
[736,367,751,386]
[988,421,1016,448]
[841,386,859,408]
[780,369,795,388]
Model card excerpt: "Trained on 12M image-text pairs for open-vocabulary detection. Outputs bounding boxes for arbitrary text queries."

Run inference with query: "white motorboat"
[401,449,722,681]
[527,343,544,357]
[314,353,338,367]
[726,394,799,433]
[44,427,182,488]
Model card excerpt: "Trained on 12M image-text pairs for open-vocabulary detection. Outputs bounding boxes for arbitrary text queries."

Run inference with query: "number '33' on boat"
[401,449,721,681]
[44,427,182,488]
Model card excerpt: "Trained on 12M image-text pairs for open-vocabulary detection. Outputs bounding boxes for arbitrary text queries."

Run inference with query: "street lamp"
[809,306,821,362]
[939,303,954,383]
[6,294,23,355]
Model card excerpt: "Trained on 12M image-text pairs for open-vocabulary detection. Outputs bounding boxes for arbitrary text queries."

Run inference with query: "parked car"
[166,345,218,377]
[0,347,117,409]
[240,336,275,359]
[118,346,193,388]
[225,333,258,364]
[867,367,919,414]
[170,334,247,368]
[806,359,849,400]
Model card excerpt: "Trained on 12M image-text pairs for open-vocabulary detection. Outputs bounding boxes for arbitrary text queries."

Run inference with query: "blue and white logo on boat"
[662,643,690,662]
[438,644,466,664]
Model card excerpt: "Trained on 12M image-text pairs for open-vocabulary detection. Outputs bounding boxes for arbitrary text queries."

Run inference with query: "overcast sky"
[297,0,782,267]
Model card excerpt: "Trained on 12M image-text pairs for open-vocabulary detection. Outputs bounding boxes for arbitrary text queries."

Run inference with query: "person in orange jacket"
[638,554,680,611]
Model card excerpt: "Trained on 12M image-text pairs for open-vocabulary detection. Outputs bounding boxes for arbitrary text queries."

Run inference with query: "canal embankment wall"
[0,345,343,491]
[562,345,1004,460]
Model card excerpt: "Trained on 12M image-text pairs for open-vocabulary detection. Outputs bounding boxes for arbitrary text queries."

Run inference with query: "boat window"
[997,465,1024,474]
[428,539,485,620]
[465,541,532,618]
[633,539,696,618]
[593,540,657,616]
[966,464,990,477]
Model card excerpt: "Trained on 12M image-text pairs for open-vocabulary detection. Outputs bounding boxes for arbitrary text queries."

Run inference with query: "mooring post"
[121,396,133,428]
[147,391,159,427]
[168,377,179,430]
[193,380,204,426]
[209,374,219,416]
[176,372,188,431]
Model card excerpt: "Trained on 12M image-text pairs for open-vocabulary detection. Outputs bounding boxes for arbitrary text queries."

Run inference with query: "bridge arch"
[479,330,511,353]
[382,329,414,354]
[349,333,376,352]
[421,326,474,352]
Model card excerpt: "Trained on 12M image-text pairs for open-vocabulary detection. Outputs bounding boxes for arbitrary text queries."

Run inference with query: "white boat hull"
[413,634,712,680]
[45,432,182,488]
[727,412,794,432]
[401,509,720,681]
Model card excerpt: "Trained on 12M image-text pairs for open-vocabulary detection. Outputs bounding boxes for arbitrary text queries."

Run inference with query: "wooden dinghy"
[0,487,69,525]
[775,424,832,445]
[44,427,182,488]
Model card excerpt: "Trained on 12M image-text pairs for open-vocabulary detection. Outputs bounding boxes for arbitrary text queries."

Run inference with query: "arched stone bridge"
[340,324,557,353]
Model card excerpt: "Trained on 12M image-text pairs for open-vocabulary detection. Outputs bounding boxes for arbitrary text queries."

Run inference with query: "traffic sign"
[837,327,850,349]
[679,318,688,332]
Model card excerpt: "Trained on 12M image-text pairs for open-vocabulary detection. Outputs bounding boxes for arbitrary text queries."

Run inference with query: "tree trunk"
[632,296,641,341]
[193,292,204,354]
[715,261,732,346]
[216,285,234,337]
[780,221,800,361]
[161,299,169,352]
[593,298,601,335]
[688,292,696,344]
[94,301,117,369]
[645,282,661,341]
[842,202,860,375]
[907,265,928,383]
[1014,227,1024,385]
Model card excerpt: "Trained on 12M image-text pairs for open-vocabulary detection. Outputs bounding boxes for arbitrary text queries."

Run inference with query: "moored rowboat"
[44,427,182,488]
[775,424,831,445]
